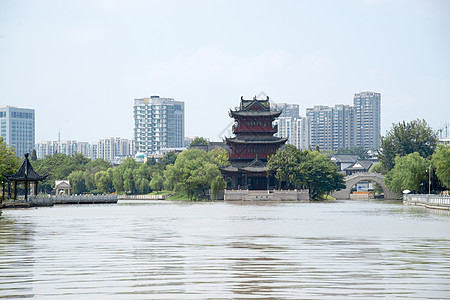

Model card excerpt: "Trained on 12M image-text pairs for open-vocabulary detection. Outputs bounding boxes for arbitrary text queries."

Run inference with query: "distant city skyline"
[1,0,449,142]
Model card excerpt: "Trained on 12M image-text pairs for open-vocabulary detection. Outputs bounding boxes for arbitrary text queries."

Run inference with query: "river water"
[0,200,449,299]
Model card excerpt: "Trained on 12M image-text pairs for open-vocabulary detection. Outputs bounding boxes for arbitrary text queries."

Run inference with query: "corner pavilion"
[3,153,48,201]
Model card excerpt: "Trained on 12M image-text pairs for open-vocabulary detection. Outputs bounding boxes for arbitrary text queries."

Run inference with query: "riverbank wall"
[224,189,309,201]
[403,194,450,210]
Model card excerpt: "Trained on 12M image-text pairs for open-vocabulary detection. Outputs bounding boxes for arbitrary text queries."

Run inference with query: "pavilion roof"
[4,153,48,181]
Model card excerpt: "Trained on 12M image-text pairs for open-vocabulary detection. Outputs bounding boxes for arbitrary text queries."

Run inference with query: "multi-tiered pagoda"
[221,96,287,190]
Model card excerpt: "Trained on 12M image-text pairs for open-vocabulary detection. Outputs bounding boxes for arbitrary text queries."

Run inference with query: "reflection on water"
[0,217,35,298]
[0,201,449,299]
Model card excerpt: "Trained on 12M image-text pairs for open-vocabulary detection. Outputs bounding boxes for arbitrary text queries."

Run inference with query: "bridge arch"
[332,172,400,200]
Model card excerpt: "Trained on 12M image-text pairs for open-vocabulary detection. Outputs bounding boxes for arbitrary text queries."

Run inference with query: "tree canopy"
[0,137,20,183]
[164,148,225,200]
[432,144,450,188]
[378,119,437,171]
[190,136,209,146]
[268,145,345,199]
[384,152,428,193]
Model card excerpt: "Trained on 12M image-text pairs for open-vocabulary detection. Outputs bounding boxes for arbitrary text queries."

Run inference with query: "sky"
[1,0,449,143]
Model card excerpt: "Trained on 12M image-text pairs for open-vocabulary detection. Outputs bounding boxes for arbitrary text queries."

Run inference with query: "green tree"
[134,163,152,194]
[209,147,229,167]
[432,144,450,188]
[378,119,437,171]
[268,145,345,199]
[267,144,301,189]
[83,158,111,192]
[210,172,226,200]
[369,162,388,174]
[163,148,223,200]
[67,170,88,194]
[190,137,208,146]
[0,137,20,196]
[30,149,37,161]
[32,153,79,193]
[299,150,345,199]
[112,167,125,193]
[384,152,428,193]
[115,157,139,194]
[94,169,113,194]
[159,151,177,166]
[150,173,164,191]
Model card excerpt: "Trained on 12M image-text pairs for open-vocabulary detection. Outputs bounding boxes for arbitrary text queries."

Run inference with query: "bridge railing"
[344,172,384,181]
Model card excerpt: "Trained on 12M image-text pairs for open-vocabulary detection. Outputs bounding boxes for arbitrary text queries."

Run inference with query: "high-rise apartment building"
[36,137,132,162]
[134,96,185,155]
[272,102,311,150]
[272,103,300,118]
[306,104,359,152]
[306,105,334,151]
[307,91,381,152]
[0,106,35,157]
[274,116,311,150]
[354,92,381,150]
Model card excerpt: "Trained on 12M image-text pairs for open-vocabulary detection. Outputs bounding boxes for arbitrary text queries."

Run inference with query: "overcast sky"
[1,0,449,143]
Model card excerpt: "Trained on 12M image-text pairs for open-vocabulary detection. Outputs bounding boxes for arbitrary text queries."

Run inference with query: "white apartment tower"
[134,96,185,155]
[354,92,381,150]
[0,106,35,157]
[273,103,311,150]
[307,91,381,152]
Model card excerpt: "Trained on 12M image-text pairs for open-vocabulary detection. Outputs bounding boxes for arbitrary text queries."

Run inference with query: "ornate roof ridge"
[4,153,48,181]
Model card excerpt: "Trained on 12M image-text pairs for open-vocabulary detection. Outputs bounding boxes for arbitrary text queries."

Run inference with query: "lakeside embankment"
[1,194,118,208]
[403,194,450,210]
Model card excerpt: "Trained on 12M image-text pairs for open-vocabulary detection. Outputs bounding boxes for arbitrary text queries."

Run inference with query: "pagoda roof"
[226,136,288,145]
[221,157,269,173]
[4,153,48,181]
[240,96,270,111]
[229,109,282,118]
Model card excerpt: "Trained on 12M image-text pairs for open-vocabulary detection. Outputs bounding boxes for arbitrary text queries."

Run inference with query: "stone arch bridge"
[332,172,401,200]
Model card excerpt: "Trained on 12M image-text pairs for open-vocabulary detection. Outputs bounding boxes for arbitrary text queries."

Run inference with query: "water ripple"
[0,201,449,299]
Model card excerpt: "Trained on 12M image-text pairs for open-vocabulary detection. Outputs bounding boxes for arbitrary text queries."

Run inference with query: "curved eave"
[233,129,278,135]
[229,110,282,118]
[5,174,49,181]
[220,166,268,174]
[226,137,288,145]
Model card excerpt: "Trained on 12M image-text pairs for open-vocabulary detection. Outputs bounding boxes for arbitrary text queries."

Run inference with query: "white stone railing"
[117,194,171,200]
[30,194,118,204]
[403,194,450,210]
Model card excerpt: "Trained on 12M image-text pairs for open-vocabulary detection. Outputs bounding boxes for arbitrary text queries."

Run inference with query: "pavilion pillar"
[13,181,17,201]
[8,181,11,199]
[35,181,39,196]
[24,180,28,201]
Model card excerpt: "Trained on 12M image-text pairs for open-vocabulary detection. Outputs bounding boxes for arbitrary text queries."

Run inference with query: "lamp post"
[427,166,431,195]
